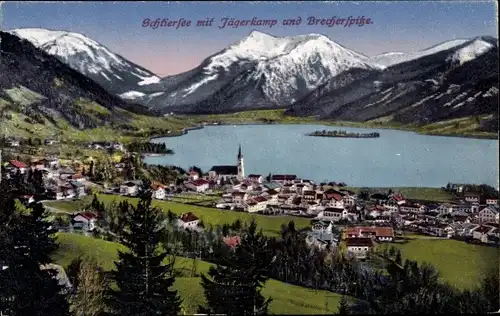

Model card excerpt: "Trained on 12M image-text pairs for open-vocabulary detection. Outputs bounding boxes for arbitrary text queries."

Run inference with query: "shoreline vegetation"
[306,130,380,138]
[150,110,498,141]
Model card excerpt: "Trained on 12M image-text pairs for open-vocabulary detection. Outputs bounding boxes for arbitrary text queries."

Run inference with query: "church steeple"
[237,144,244,179]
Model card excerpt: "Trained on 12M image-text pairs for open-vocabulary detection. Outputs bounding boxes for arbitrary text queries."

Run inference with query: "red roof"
[180,212,199,223]
[190,179,209,186]
[232,191,246,196]
[151,182,166,190]
[71,174,84,179]
[325,193,343,201]
[253,196,267,203]
[77,212,97,220]
[223,236,241,248]
[391,194,405,201]
[9,160,26,168]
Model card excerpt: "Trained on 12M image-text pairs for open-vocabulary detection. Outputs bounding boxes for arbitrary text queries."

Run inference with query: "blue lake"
[145,124,499,188]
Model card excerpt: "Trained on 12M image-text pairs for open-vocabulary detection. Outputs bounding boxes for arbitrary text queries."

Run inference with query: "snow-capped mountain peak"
[9,28,160,93]
[129,31,381,111]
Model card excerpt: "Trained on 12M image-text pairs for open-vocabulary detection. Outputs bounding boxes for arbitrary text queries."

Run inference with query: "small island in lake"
[306,130,380,138]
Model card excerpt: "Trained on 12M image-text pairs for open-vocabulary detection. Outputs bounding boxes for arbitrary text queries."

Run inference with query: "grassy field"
[345,186,455,202]
[45,194,312,237]
[392,238,499,290]
[415,115,498,139]
[53,233,345,314]
[169,193,221,207]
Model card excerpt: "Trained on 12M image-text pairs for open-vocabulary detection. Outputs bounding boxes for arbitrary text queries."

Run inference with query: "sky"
[2,1,498,76]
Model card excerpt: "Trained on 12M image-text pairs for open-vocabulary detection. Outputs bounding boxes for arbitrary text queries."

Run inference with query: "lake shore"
[149,110,498,141]
[151,120,498,141]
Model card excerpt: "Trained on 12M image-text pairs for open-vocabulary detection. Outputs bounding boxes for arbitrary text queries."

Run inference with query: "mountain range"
[6,28,500,132]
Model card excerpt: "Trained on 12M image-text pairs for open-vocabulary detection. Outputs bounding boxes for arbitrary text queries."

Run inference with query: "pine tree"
[395,250,402,266]
[0,192,70,316]
[337,295,349,315]
[199,220,274,315]
[89,160,95,178]
[107,190,181,316]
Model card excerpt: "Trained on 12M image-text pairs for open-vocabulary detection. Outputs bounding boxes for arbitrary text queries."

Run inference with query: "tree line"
[126,142,173,154]
[307,130,380,138]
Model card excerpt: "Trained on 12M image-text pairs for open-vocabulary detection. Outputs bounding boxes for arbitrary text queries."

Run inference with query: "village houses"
[177,212,200,230]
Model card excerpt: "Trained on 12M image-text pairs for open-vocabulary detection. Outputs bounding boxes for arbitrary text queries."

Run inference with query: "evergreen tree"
[395,250,402,265]
[199,220,274,315]
[0,192,69,316]
[337,295,349,315]
[89,160,95,178]
[33,169,45,199]
[107,190,181,316]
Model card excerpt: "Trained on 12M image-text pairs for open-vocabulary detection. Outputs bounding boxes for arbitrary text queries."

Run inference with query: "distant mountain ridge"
[8,28,498,133]
[10,28,162,95]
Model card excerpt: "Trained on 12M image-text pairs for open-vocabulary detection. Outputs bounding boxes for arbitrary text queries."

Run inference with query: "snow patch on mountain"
[120,91,146,99]
[449,39,494,65]
[136,75,161,86]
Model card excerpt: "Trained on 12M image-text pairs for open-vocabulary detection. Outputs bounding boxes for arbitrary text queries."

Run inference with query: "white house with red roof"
[231,191,248,204]
[7,160,26,175]
[178,212,200,230]
[246,196,268,213]
[71,212,97,232]
[324,192,344,209]
[185,179,209,192]
[389,194,406,205]
[151,182,166,199]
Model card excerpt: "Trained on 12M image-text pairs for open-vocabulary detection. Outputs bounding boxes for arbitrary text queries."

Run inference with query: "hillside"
[0,32,171,141]
[53,233,346,315]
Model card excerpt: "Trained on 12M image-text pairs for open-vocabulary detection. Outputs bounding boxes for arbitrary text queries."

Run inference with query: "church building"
[209,145,245,182]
